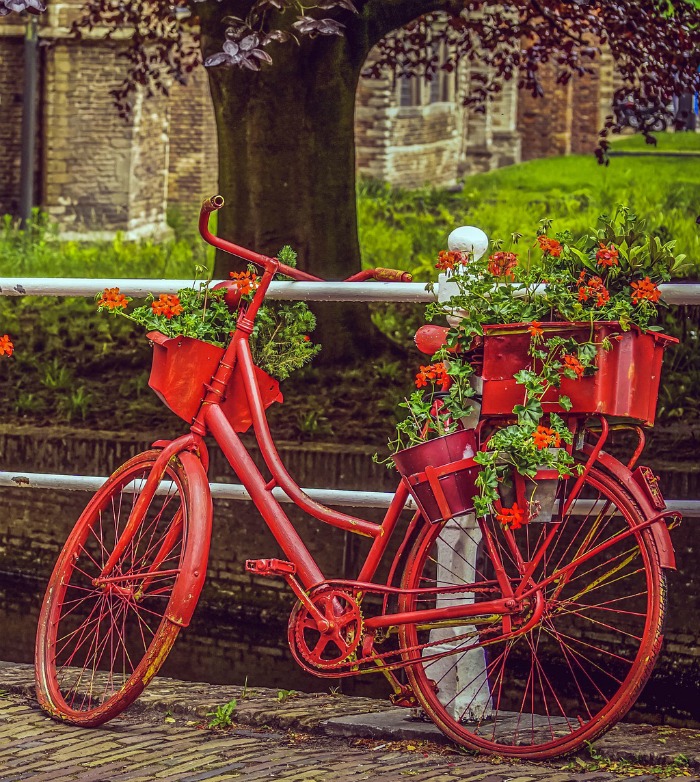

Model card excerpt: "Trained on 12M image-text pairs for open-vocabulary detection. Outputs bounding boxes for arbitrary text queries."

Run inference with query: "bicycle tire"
[36,449,209,726]
[399,464,665,759]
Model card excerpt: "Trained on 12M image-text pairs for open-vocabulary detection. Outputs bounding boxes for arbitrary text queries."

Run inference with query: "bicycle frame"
[98,198,678,656]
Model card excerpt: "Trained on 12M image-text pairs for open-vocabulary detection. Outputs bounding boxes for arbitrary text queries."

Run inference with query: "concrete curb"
[2,661,699,769]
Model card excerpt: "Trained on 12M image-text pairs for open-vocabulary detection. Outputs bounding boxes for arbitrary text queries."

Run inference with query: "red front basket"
[478,322,677,426]
[147,332,283,432]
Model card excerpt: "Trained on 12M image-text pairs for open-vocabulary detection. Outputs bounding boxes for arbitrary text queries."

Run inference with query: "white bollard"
[424,513,493,722]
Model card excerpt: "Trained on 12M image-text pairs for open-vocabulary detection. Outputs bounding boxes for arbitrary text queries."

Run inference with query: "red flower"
[528,321,544,338]
[496,503,526,530]
[537,235,562,257]
[631,277,661,305]
[151,294,183,320]
[229,271,260,296]
[596,242,619,268]
[0,334,14,357]
[487,251,518,280]
[415,362,451,391]
[303,335,310,342]
[532,425,562,450]
[563,354,585,379]
[435,250,469,272]
[97,287,129,311]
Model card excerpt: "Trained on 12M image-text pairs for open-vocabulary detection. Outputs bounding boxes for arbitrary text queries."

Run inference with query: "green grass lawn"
[359,143,700,281]
[611,130,700,152]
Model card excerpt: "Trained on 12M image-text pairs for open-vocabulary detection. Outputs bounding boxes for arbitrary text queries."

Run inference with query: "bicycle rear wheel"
[399,465,665,759]
[36,449,208,726]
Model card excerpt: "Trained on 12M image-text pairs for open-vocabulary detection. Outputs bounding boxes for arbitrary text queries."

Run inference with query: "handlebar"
[199,195,412,284]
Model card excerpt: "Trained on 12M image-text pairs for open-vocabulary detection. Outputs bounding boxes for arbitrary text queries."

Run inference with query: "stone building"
[0,7,614,238]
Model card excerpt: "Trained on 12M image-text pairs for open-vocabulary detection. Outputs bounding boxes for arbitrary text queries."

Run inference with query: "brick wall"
[0,36,25,216]
[41,39,170,238]
[518,61,574,161]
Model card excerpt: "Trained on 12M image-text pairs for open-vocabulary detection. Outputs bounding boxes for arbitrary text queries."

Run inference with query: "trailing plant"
[388,207,686,525]
[97,247,320,382]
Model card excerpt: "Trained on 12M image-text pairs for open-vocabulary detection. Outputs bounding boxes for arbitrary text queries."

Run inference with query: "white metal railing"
[1,278,699,304]
[0,277,698,516]
[0,471,696,516]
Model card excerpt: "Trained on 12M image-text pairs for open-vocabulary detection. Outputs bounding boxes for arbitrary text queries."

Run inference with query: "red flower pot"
[393,429,479,524]
[477,322,677,426]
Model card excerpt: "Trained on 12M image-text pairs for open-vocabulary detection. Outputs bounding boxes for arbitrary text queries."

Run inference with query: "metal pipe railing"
[1,471,696,515]
[0,279,699,304]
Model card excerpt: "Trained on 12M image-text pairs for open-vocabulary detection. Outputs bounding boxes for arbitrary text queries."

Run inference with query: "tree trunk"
[200,14,393,362]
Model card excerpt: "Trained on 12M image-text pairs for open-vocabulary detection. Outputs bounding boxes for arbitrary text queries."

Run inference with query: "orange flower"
[577,275,609,307]
[496,503,526,530]
[528,321,544,338]
[0,334,14,357]
[631,276,661,305]
[229,271,260,296]
[435,249,469,272]
[596,242,619,268]
[151,294,183,320]
[563,354,585,379]
[537,235,562,257]
[97,287,129,311]
[487,251,518,280]
[532,425,562,450]
[415,362,451,391]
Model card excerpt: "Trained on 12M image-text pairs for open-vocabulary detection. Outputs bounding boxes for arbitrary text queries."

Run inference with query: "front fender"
[584,447,676,570]
[166,450,213,626]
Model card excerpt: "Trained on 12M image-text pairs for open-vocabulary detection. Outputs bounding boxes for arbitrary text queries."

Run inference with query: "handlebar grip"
[201,195,225,213]
[373,268,413,282]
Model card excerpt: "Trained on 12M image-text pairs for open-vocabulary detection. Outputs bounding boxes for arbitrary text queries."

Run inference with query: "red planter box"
[478,322,677,426]
[147,332,282,432]
[393,429,479,523]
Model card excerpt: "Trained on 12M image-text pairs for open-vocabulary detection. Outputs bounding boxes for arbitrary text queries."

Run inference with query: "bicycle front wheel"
[36,450,208,726]
[399,465,666,759]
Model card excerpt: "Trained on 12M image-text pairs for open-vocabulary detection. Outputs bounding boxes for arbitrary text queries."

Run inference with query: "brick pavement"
[1,661,700,780]
[0,692,635,782]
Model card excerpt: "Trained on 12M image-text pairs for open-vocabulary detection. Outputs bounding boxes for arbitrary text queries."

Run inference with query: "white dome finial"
[447,226,489,261]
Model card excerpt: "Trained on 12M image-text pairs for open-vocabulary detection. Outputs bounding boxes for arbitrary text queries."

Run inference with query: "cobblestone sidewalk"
[1,661,699,780]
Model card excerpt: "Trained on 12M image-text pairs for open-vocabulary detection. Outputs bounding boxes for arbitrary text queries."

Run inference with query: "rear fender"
[584,447,676,570]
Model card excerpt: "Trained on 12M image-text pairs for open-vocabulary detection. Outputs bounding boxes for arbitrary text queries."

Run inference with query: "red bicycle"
[35,196,679,759]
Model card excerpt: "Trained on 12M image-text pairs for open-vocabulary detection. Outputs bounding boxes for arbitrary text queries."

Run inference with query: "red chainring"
[288,588,363,670]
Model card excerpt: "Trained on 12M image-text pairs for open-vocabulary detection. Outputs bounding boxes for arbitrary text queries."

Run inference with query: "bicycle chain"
[289,582,509,677]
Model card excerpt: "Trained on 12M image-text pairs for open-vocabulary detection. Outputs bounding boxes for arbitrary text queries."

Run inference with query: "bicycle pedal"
[245,558,296,577]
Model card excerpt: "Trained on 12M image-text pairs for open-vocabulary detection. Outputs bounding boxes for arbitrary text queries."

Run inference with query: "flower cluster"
[532,425,562,450]
[97,287,130,311]
[577,273,610,307]
[596,242,619,268]
[229,270,260,295]
[487,251,518,280]
[415,363,451,391]
[496,503,525,531]
[151,294,183,320]
[631,276,662,304]
[435,249,469,272]
[537,235,562,257]
[0,334,14,357]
